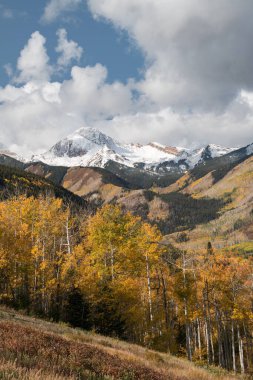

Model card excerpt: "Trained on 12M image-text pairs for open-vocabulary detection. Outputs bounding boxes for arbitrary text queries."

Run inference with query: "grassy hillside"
[61,166,131,200]
[25,163,134,206]
[0,308,240,380]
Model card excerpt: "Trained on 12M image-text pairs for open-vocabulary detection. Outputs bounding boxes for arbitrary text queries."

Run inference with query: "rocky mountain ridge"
[31,127,238,174]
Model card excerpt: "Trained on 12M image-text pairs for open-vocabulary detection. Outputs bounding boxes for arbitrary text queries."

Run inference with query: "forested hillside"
[0,195,252,375]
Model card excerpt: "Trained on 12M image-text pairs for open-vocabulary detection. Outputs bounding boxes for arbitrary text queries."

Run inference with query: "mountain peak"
[31,127,246,173]
[66,126,114,145]
[73,126,107,139]
[47,126,121,159]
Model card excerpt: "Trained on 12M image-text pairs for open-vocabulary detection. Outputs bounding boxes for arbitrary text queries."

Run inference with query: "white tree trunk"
[237,325,245,374]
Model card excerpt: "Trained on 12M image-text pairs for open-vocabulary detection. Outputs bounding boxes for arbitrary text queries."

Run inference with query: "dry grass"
[0,357,75,379]
[0,307,244,380]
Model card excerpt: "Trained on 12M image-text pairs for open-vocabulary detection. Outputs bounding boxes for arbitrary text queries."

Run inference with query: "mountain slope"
[159,143,253,195]
[0,308,236,380]
[165,155,253,250]
[61,166,131,203]
[0,153,25,170]
[24,162,69,186]
[0,164,86,209]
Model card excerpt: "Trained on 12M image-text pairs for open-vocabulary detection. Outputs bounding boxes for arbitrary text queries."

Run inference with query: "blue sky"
[0,0,144,86]
[0,0,253,155]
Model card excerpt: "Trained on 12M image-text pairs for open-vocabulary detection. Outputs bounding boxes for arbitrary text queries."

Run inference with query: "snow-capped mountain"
[33,127,181,169]
[32,127,238,173]
[179,144,237,168]
[0,145,27,163]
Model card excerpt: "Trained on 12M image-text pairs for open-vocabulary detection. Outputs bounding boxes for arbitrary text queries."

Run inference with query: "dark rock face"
[51,140,88,158]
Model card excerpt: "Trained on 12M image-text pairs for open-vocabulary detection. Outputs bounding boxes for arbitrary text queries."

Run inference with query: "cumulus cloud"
[0,31,133,156]
[15,31,52,83]
[95,94,253,148]
[56,28,83,67]
[87,0,253,112]
[2,72,252,156]
[0,82,68,155]
[60,64,133,120]
[41,0,82,23]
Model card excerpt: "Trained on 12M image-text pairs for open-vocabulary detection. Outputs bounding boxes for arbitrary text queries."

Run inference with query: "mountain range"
[0,126,253,252]
[31,127,238,174]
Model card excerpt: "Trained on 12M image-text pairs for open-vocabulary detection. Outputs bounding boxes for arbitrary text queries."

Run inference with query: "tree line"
[0,195,252,374]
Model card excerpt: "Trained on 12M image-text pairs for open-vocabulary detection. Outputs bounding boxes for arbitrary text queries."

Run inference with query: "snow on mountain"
[32,127,238,173]
[246,143,253,156]
[33,127,180,168]
[0,147,27,163]
[181,144,237,168]
[206,144,237,158]
[49,127,126,157]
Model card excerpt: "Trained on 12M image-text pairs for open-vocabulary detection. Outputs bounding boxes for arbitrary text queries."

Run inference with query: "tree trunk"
[197,318,202,360]
[231,320,236,372]
[237,325,245,374]
[65,217,71,255]
[182,251,192,361]
[160,269,169,330]
[145,252,153,325]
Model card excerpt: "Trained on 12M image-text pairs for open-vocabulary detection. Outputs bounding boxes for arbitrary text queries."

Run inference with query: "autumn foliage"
[0,195,252,374]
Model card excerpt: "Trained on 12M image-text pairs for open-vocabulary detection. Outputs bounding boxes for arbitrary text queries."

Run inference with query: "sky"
[0,0,253,155]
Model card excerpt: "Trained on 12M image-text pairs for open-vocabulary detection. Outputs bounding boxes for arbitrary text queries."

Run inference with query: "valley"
[0,127,253,377]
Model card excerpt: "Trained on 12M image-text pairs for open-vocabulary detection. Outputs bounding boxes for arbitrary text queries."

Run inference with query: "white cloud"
[0,32,133,156]
[87,0,253,112]
[94,94,253,148]
[0,81,78,156]
[56,28,83,67]
[60,64,132,120]
[42,0,82,23]
[15,31,52,83]
[1,72,253,156]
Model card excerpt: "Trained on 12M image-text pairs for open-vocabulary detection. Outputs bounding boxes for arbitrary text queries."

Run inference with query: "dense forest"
[0,194,252,375]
